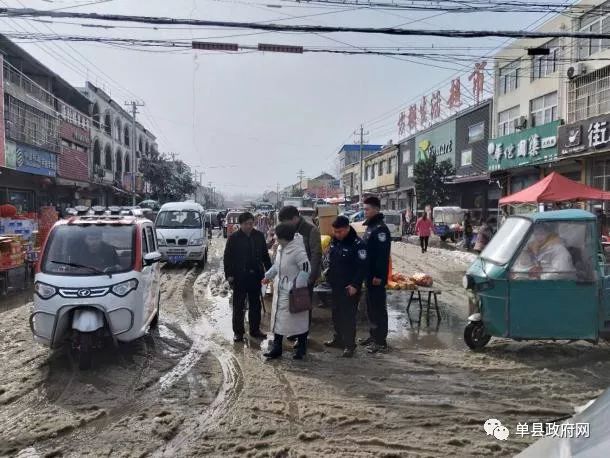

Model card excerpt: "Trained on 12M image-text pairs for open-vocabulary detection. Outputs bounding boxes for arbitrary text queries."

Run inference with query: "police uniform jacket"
[328,226,367,291]
[362,213,392,285]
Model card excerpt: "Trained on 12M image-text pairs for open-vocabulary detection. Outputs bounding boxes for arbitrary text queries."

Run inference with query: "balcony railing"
[4,94,60,152]
[3,62,56,108]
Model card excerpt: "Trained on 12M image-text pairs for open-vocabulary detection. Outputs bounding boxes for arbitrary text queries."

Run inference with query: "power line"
[5,8,610,40]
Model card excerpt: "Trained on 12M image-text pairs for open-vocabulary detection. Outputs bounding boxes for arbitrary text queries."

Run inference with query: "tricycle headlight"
[189,237,204,246]
[34,282,57,299]
[111,279,138,297]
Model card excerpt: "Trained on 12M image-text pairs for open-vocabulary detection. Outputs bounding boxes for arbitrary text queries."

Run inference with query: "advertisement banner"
[488,120,560,172]
[5,140,58,176]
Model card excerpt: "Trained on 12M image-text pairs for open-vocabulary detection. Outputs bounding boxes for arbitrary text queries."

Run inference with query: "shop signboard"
[415,119,456,164]
[488,120,560,172]
[557,114,610,158]
[5,140,57,176]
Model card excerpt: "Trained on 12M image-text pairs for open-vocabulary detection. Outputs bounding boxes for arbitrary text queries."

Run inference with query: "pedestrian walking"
[415,212,433,253]
[262,224,311,360]
[223,212,272,342]
[358,196,391,354]
[217,211,225,238]
[324,216,367,358]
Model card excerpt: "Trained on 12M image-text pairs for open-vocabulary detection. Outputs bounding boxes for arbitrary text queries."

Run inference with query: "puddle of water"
[387,291,467,351]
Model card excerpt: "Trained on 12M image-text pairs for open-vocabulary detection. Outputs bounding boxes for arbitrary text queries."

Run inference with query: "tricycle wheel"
[464,322,491,350]
[78,332,93,370]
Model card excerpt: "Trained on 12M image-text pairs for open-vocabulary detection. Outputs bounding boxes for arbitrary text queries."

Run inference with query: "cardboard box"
[318,215,336,236]
[317,206,338,217]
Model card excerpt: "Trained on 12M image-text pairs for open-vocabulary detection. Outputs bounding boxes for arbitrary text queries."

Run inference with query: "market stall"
[0,204,57,294]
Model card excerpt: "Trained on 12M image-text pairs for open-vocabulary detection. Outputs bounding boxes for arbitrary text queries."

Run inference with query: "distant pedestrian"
[463,212,474,250]
[358,196,391,354]
[415,212,433,253]
[262,223,311,360]
[474,217,496,253]
[324,216,367,358]
[223,212,272,342]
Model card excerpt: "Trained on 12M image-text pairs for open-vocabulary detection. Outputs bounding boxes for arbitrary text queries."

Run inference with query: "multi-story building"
[397,100,495,216]
[79,81,157,206]
[490,13,568,194]
[0,35,92,212]
[337,144,382,202]
[362,142,399,209]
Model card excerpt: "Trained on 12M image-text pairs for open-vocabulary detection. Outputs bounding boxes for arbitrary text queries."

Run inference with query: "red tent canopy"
[500,172,610,205]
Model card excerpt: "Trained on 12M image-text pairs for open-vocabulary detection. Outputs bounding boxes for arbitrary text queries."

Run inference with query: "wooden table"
[406,287,441,324]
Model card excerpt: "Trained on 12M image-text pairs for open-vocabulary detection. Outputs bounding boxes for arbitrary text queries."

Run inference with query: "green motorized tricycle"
[462,209,610,350]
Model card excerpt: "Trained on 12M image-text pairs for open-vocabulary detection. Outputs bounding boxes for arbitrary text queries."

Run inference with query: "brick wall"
[59,121,90,182]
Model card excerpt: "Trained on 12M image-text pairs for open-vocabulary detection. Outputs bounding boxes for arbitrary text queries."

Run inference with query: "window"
[124,125,130,147]
[468,122,485,143]
[510,221,595,282]
[499,59,520,95]
[532,39,559,80]
[530,92,558,127]
[378,161,384,176]
[370,164,375,179]
[156,211,202,229]
[104,113,112,136]
[497,106,520,137]
[142,228,149,255]
[461,149,472,166]
[481,217,531,265]
[568,66,610,123]
[146,226,156,252]
[578,10,610,60]
[407,165,414,177]
[388,157,393,174]
[364,166,368,180]
[402,149,410,164]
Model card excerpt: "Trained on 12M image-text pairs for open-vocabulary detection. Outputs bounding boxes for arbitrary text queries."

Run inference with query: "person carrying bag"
[262,223,311,360]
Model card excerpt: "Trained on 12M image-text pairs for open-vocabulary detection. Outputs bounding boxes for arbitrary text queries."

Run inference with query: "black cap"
[332,215,350,228]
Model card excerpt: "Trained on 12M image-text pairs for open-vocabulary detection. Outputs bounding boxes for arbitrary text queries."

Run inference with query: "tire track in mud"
[155,248,245,456]
[273,367,300,432]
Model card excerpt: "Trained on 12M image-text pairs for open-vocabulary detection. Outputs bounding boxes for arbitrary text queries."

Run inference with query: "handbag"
[289,279,312,314]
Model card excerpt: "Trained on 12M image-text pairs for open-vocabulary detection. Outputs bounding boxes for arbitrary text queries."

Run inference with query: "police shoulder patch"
[378,232,387,242]
[358,249,367,260]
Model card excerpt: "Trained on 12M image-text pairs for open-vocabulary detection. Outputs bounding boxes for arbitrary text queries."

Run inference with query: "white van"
[155,202,208,266]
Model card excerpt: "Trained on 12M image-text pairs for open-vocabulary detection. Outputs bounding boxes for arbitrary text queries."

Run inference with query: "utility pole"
[209,182,214,207]
[276,182,280,209]
[125,100,144,206]
[354,124,369,204]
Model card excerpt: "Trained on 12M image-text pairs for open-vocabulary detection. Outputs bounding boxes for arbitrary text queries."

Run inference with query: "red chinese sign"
[469,61,486,104]
[430,90,441,120]
[447,78,462,109]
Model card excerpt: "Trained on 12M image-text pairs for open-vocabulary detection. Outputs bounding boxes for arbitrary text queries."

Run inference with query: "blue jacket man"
[325,216,367,357]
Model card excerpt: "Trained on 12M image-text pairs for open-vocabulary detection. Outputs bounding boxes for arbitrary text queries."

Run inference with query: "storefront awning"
[450,173,490,184]
[500,172,610,205]
[54,177,91,188]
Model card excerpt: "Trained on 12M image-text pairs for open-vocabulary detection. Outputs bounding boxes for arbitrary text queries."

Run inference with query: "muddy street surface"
[2,237,610,457]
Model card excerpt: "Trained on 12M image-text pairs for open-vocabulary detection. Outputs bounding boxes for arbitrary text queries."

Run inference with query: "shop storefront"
[489,120,561,195]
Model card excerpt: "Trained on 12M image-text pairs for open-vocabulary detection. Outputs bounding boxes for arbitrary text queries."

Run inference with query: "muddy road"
[1,237,610,457]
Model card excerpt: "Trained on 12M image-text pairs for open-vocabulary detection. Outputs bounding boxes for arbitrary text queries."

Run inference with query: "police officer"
[359,196,392,353]
[324,216,367,358]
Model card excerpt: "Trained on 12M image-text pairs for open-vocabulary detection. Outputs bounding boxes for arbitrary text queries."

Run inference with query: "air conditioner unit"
[567,63,587,79]
[513,116,527,131]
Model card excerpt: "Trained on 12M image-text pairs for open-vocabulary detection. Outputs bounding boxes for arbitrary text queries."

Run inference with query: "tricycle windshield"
[42,225,135,275]
[480,217,532,265]
[156,211,202,229]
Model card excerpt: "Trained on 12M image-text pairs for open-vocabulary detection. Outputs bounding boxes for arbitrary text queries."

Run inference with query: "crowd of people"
[223,197,391,360]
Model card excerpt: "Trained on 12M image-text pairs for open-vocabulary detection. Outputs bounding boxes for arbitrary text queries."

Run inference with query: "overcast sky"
[0,0,557,196]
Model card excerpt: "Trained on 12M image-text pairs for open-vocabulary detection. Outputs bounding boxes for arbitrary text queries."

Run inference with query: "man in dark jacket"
[325,216,367,358]
[224,212,272,342]
[359,196,392,353]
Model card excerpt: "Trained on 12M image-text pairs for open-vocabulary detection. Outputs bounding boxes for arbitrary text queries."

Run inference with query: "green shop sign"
[488,120,560,172]
[415,119,456,164]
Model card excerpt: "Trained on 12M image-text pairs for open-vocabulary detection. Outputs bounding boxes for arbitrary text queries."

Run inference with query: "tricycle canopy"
[432,206,464,225]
